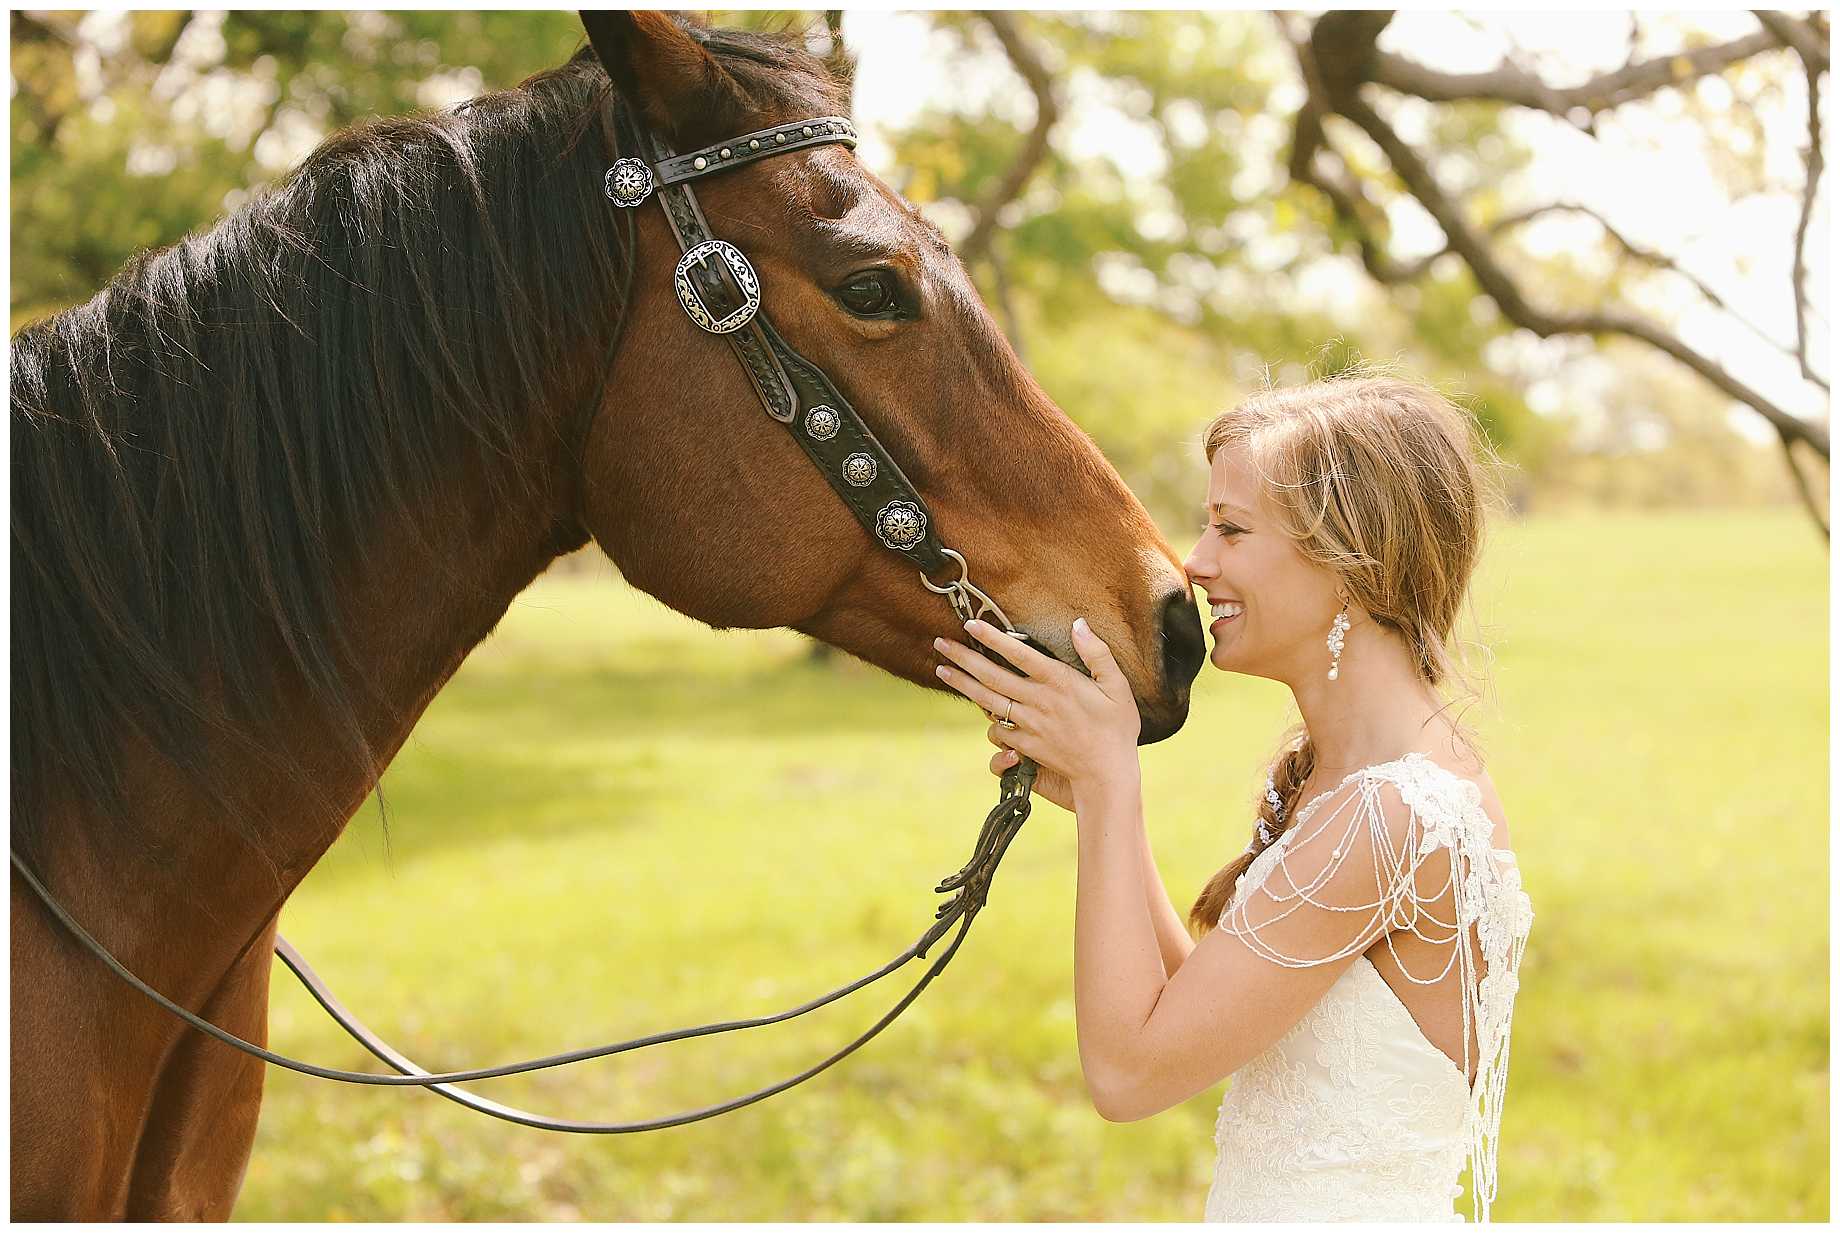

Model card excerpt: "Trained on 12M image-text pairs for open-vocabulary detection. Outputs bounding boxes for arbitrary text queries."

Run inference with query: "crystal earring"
[1327,599,1351,681]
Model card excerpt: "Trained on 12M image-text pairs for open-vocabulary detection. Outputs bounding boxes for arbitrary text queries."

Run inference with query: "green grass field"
[233,507,1829,1220]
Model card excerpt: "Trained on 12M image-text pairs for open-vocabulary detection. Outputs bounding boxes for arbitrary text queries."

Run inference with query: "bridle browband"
[11,102,1066,1134]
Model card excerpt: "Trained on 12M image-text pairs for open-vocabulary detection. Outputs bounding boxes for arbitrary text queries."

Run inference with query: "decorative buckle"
[603,158,654,207]
[674,240,761,334]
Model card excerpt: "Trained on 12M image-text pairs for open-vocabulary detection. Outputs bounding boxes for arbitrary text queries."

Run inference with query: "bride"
[932,369,1535,1222]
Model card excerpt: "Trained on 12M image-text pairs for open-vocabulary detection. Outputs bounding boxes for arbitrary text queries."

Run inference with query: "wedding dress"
[1202,751,1534,1223]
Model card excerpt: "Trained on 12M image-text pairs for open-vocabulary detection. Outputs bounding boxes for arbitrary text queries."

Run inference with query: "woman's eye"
[836,270,902,318]
[1213,522,1244,540]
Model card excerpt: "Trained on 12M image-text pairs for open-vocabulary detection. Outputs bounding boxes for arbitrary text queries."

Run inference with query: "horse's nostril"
[1160,587,1206,688]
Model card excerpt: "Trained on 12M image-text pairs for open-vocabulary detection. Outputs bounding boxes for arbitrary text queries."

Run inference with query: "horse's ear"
[579,10,749,146]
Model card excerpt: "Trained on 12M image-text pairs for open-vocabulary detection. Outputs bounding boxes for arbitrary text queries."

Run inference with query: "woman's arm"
[1139,821,1197,978]
[1070,765,1173,1119]
[931,620,1424,1124]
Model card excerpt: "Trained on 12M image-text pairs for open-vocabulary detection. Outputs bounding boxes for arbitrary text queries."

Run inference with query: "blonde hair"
[1186,360,1513,940]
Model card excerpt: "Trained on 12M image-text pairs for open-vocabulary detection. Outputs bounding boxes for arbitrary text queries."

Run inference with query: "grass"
[232,506,1828,1220]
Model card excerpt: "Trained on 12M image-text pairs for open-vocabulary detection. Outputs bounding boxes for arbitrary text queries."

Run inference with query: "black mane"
[10,19,851,875]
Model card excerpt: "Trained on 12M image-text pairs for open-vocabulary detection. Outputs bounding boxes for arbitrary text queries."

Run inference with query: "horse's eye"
[836,270,902,318]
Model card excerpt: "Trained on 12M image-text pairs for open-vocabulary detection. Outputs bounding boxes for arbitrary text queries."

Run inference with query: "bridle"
[11,102,1071,1133]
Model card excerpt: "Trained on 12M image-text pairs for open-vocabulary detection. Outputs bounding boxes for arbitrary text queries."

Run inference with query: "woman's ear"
[579,10,751,149]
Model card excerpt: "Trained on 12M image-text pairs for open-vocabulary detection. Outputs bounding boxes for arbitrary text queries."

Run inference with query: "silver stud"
[843,452,878,487]
[693,156,707,170]
[874,500,927,552]
[749,138,761,150]
[802,126,813,137]
[720,147,732,159]
[775,132,787,144]
[805,405,841,442]
[603,158,654,207]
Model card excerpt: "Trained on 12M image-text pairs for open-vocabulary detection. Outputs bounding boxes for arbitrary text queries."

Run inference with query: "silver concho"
[842,452,877,487]
[603,158,654,207]
[674,240,761,334]
[804,405,840,441]
[874,500,927,552]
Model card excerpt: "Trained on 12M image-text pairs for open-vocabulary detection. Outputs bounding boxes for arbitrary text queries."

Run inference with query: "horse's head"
[575,12,1202,743]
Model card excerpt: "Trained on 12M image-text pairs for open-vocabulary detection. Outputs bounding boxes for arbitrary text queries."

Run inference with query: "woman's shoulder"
[1372,743,1513,854]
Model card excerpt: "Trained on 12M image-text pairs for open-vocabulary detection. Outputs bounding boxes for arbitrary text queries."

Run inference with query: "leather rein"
[10,106,1065,1133]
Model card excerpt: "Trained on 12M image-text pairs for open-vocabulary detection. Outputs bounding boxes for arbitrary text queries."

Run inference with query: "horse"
[10,11,1205,1218]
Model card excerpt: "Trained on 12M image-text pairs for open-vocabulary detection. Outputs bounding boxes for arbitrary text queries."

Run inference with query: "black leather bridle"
[11,104,1066,1134]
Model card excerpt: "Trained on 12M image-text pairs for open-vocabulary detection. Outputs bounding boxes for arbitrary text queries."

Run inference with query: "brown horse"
[10,12,1204,1219]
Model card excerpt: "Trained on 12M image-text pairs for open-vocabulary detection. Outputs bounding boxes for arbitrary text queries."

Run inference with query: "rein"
[11,102,1066,1133]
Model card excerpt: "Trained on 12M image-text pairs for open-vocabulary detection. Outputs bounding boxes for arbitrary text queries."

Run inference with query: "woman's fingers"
[933,635,1038,706]
[962,619,1066,682]
[935,660,1017,719]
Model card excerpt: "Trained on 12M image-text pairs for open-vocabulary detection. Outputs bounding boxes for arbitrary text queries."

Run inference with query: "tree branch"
[1287,12,1829,460]
[1282,14,1438,284]
[1340,84,1828,454]
[1781,26,1828,390]
[1491,202,1826,387]
[1753,10,1830,74]
[1370,27,1788,121]
[958,10,1059,267]
[1777,431,1830,541]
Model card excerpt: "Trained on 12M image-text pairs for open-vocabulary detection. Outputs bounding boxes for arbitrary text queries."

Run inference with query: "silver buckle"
[674,240,761,334]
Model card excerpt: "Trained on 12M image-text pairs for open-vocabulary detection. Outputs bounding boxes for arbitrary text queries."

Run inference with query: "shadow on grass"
[448,635,971,741]
[319,635,992,882]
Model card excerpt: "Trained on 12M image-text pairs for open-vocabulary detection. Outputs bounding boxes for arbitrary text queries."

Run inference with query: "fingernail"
[935,665,947,677]
[1075,616,1088,632]
[965,619,979,630]
[933,637,945,650]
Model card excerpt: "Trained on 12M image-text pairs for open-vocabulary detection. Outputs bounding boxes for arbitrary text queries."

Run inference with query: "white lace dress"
[1202,752,1534,1223]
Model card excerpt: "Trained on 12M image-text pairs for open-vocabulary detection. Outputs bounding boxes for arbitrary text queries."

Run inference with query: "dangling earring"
[1327,598,1351,681]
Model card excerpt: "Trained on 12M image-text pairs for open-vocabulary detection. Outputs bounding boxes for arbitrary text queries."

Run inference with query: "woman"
[933,370,1535,1222]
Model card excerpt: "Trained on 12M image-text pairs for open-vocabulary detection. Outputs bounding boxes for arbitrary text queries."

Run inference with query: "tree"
[880,11,1558,522]
[12,11,1814,527]
[1273,9,1830,537]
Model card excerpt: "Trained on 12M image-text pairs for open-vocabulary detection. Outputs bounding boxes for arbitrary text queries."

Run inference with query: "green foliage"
[233,508,1827,1220]
[9,11,584,326]
[870,11,1579,506]
[8,12,1804,505]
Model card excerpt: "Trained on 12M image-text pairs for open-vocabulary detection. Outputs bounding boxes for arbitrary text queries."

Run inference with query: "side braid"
[1186,726,1316,939]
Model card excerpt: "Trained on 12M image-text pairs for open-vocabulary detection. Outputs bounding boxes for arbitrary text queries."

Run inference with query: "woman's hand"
[933,616,1142,805]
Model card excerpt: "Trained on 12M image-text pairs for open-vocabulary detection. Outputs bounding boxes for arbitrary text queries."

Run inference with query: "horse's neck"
[282,442,590,877]
[71,436,589,987]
